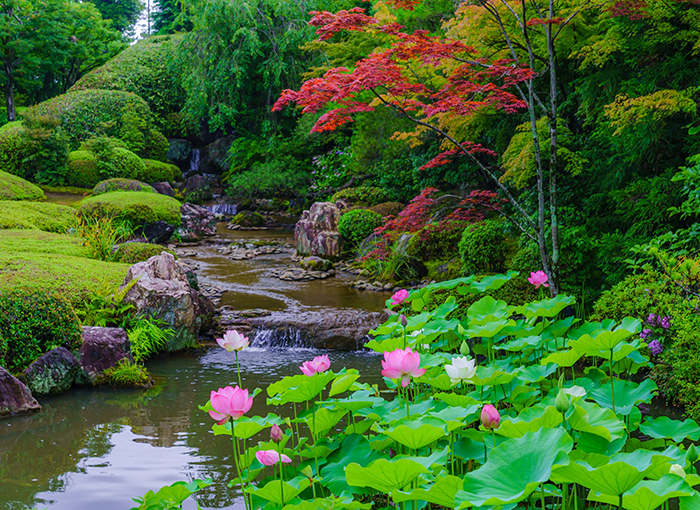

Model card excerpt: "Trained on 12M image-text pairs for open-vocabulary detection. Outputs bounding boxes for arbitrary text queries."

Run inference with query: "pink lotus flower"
[256,450,292,466]
[217,330,250,352]
[209,386,253,425]
[481,404,500,430]
[528,271,549,289]
[270,423,283,443]
[381,347,426,387]
[391,289,409,307]
[299,355,331,376]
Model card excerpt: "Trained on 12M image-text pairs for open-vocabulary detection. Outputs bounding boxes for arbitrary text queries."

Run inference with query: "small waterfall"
[251,328,312,349]
[206,203,238,215]
[187,148,201,176]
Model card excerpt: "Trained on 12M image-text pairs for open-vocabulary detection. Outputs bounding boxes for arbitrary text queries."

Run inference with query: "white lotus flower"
[670,464,686,479]
[445,356,477,384]
[217,329,250,352]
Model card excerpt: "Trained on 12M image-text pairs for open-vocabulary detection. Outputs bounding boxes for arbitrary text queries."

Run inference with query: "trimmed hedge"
[78,191,182,225]
[139,159,181,183]
[332,186,389,206]
[0,171,45,201]
[66,150,101,187]
[0,202,77,232]
[109,147,147,180]
[93,178,154,195]
[338,208,384,246]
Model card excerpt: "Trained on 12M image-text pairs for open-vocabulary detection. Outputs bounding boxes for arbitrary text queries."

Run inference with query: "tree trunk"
[546,5,560,296]
[4,59,15,122]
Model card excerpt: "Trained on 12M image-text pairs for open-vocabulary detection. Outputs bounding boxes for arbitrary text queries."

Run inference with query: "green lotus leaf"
[508,385,540,411]
[498,406,563,439]
[516,294,576,319]
[540,349,584,368]
[468,296,513,320]
[453,434,486,463]
[681,491,700,510]
[365,335,408,353]
[568,318,641,354]
[568,400,625,441]
[378,399,435,424]
[416,372,454,391]
[587,340,642,362]
[344,418,374,435]
[454,428,573,508]
[470,365,517,387]
[497,335,544,353]
[600,349,651,375]
[589,379,657,416]
[392,475,463,507]
[332,390,385,411]
[551,449,675,496]
[541,316,577,338]
[329,371,361,397]
[642,446,686,480]
[355,398,402,421]
[304,407,347,437]
[247,476,310,506]
[589,474,696,510]
[515,364,558,383]
[429,405,479,431]
[640,416,700,443]
[466,318,515,338]
[232,414,283,439]
[131,478,212,510]
[266,372,335,403]
[282,492,372,510]
[321,434,388,495]
[469,272,519,293]
[345,458,430,493]
[396,445,449,469]
[577,432,626,456]
[380,416,449,450]
[434,392,481,407]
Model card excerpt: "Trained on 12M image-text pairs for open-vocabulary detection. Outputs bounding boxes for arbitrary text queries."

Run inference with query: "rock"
[22,347,80,396]
[78,327,134,384]
[142,220,176,244]
[294,202,344,260]
[175,203,217,242]
[183,174,214,203]
[0,368,41,418]
[119,252,214,351]
[152,181,175,197]
[200,135,234,174]
[231,210,265,228]
[167,138,192,163]
[300,256,334,271]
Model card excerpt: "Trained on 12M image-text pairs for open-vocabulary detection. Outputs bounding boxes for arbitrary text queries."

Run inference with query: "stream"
[0,223,389,510]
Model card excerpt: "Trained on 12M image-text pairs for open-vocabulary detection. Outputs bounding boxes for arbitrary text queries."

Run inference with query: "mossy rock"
[93,178,154,195]
[78,191,182,226]
[0,202,77,232]
[232,210,265,227]
[0,170,45,201]
[139,159,180,183]
[66,150,101,188]
[0,229,130,305]
[113,242,176,264]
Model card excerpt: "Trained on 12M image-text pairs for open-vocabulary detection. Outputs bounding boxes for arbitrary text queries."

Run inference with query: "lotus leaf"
[640,416,700,443]
[329,371,361,396]
[282,492,373,510]
[380,417,449,450]
[515,364,558,383]
[454,428,573,508]
[589,379,657,416]
[540,349,584,368]
[568,400,626,441]
[266,372,335,403]
[303,407,347,436]
[212,414,283,439]
[498,406,563,438]
[470,365,517,387]
[517,294,575,319]
[392,475,463,507]
[434,392,481,407]
[345,458,430,493]
[130,478,212,510]
[588,474,696,510]
[321,434,387,495]
[247,476,310,505]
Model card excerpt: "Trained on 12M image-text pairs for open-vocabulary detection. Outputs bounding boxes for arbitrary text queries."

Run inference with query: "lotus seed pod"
[301,465,313,479]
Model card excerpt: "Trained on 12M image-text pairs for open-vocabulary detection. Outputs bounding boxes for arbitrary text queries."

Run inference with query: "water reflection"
[0,349,381,510]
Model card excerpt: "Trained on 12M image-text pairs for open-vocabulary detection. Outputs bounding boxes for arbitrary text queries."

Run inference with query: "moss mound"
[0,202,77,232]
[0,170,45,201]
[78,191,182,226]
[0,229,130,305]
[113,242,176,264]
[139,159,181,183]
[232,210,265,227]
[93,178,154,195]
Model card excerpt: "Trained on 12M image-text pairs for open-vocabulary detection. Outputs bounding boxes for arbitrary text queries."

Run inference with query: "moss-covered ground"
[0,170,45,201]
[0,201,77,232]
[78,191,182,225]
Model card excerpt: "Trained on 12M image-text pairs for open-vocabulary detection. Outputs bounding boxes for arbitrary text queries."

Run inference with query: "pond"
[0,223,387,510]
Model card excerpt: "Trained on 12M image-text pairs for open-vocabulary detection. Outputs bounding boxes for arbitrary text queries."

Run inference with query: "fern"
[128,317,174,364]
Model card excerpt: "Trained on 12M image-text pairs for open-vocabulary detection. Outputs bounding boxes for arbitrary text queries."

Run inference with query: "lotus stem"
[562,483,567,510]
[618,494,623,510]
[235,351,242,387]
[609,348,615,414]
[540,482,546,510]
[277,443,285,506]
[231,420,250,510]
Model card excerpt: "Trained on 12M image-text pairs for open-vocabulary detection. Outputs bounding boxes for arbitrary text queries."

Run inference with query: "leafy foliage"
[459,220,507,275]
[338,209,384,246]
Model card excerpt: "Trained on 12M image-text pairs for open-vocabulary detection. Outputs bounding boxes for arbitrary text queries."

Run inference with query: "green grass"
[0,201,77,232]
[78,191,182,225]
[40,184,93,195]
[0,230,130,305]
[0,170,45,201]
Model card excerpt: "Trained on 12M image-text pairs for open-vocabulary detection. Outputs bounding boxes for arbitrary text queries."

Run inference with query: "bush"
[226,161,311,199]
[0,202,77,232]
[78,191,182,225]
[459,220,506,275]
[408,223,465,262]
[0,290,82,374]
[368,201,404,217]
[93,178,154,195]
[21,112,70,184]
[0,122,34,179]
[145,129,169,161]
[67,150,101,187]
[74,138,147,182]
[0,171,45,201]
[338,209,384,246]
[108,148,147,180]
[332,186,389,206]
[114,242,176,264]
[139,159,178,183]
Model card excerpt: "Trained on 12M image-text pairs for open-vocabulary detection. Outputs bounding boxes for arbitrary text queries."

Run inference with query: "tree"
[88,0,144,37]
[274,0,620,294]
[0,0,33,121]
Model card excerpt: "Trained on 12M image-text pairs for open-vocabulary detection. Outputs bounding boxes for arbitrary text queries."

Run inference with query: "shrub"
[114,242,176,264]
[145,129,169,161]
[96,358,151,386]
[332,186,389,206]
[21,112,70,184]
[459,220,506,275]
[108,148,147,180]
[139,159,177,183]
[78,191,182,225]
[338,209,384,246]
[0,171,45,201]
[368,201,404,217]
[93,178,154,195]
[0,290,82,374]
[66,150,101,187]
[408,223,465,262]
[226,161,310,199]
[0,122,34,179]
[0,202,77,232]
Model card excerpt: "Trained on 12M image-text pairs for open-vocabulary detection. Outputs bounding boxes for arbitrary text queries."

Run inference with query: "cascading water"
[251,328,312,349]
[206,202,238,215]
[187,148,201,177]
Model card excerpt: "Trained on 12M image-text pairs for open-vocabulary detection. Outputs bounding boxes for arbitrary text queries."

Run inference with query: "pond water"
[0,223,387,510]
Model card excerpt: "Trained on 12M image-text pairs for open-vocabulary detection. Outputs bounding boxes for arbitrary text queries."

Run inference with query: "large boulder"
[78,327,134,384]
[22,347,80,396]
[294,202,344,260]
[200,135,233,174]
[0,367,41,418]
[151,181,175,197]
[119,252,214,351]
[175,203,216,242]
[300,256,333,272]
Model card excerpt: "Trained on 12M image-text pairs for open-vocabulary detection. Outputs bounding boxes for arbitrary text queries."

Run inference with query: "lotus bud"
[270,423,283,443]
[460,340,470,357]
[555,389,570,414]
[399,314,408,327]
[300,465,313,479]
[558,373,565,391]
[481,404,500,430]
[687,444,698,463]
[670,464,686,478]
